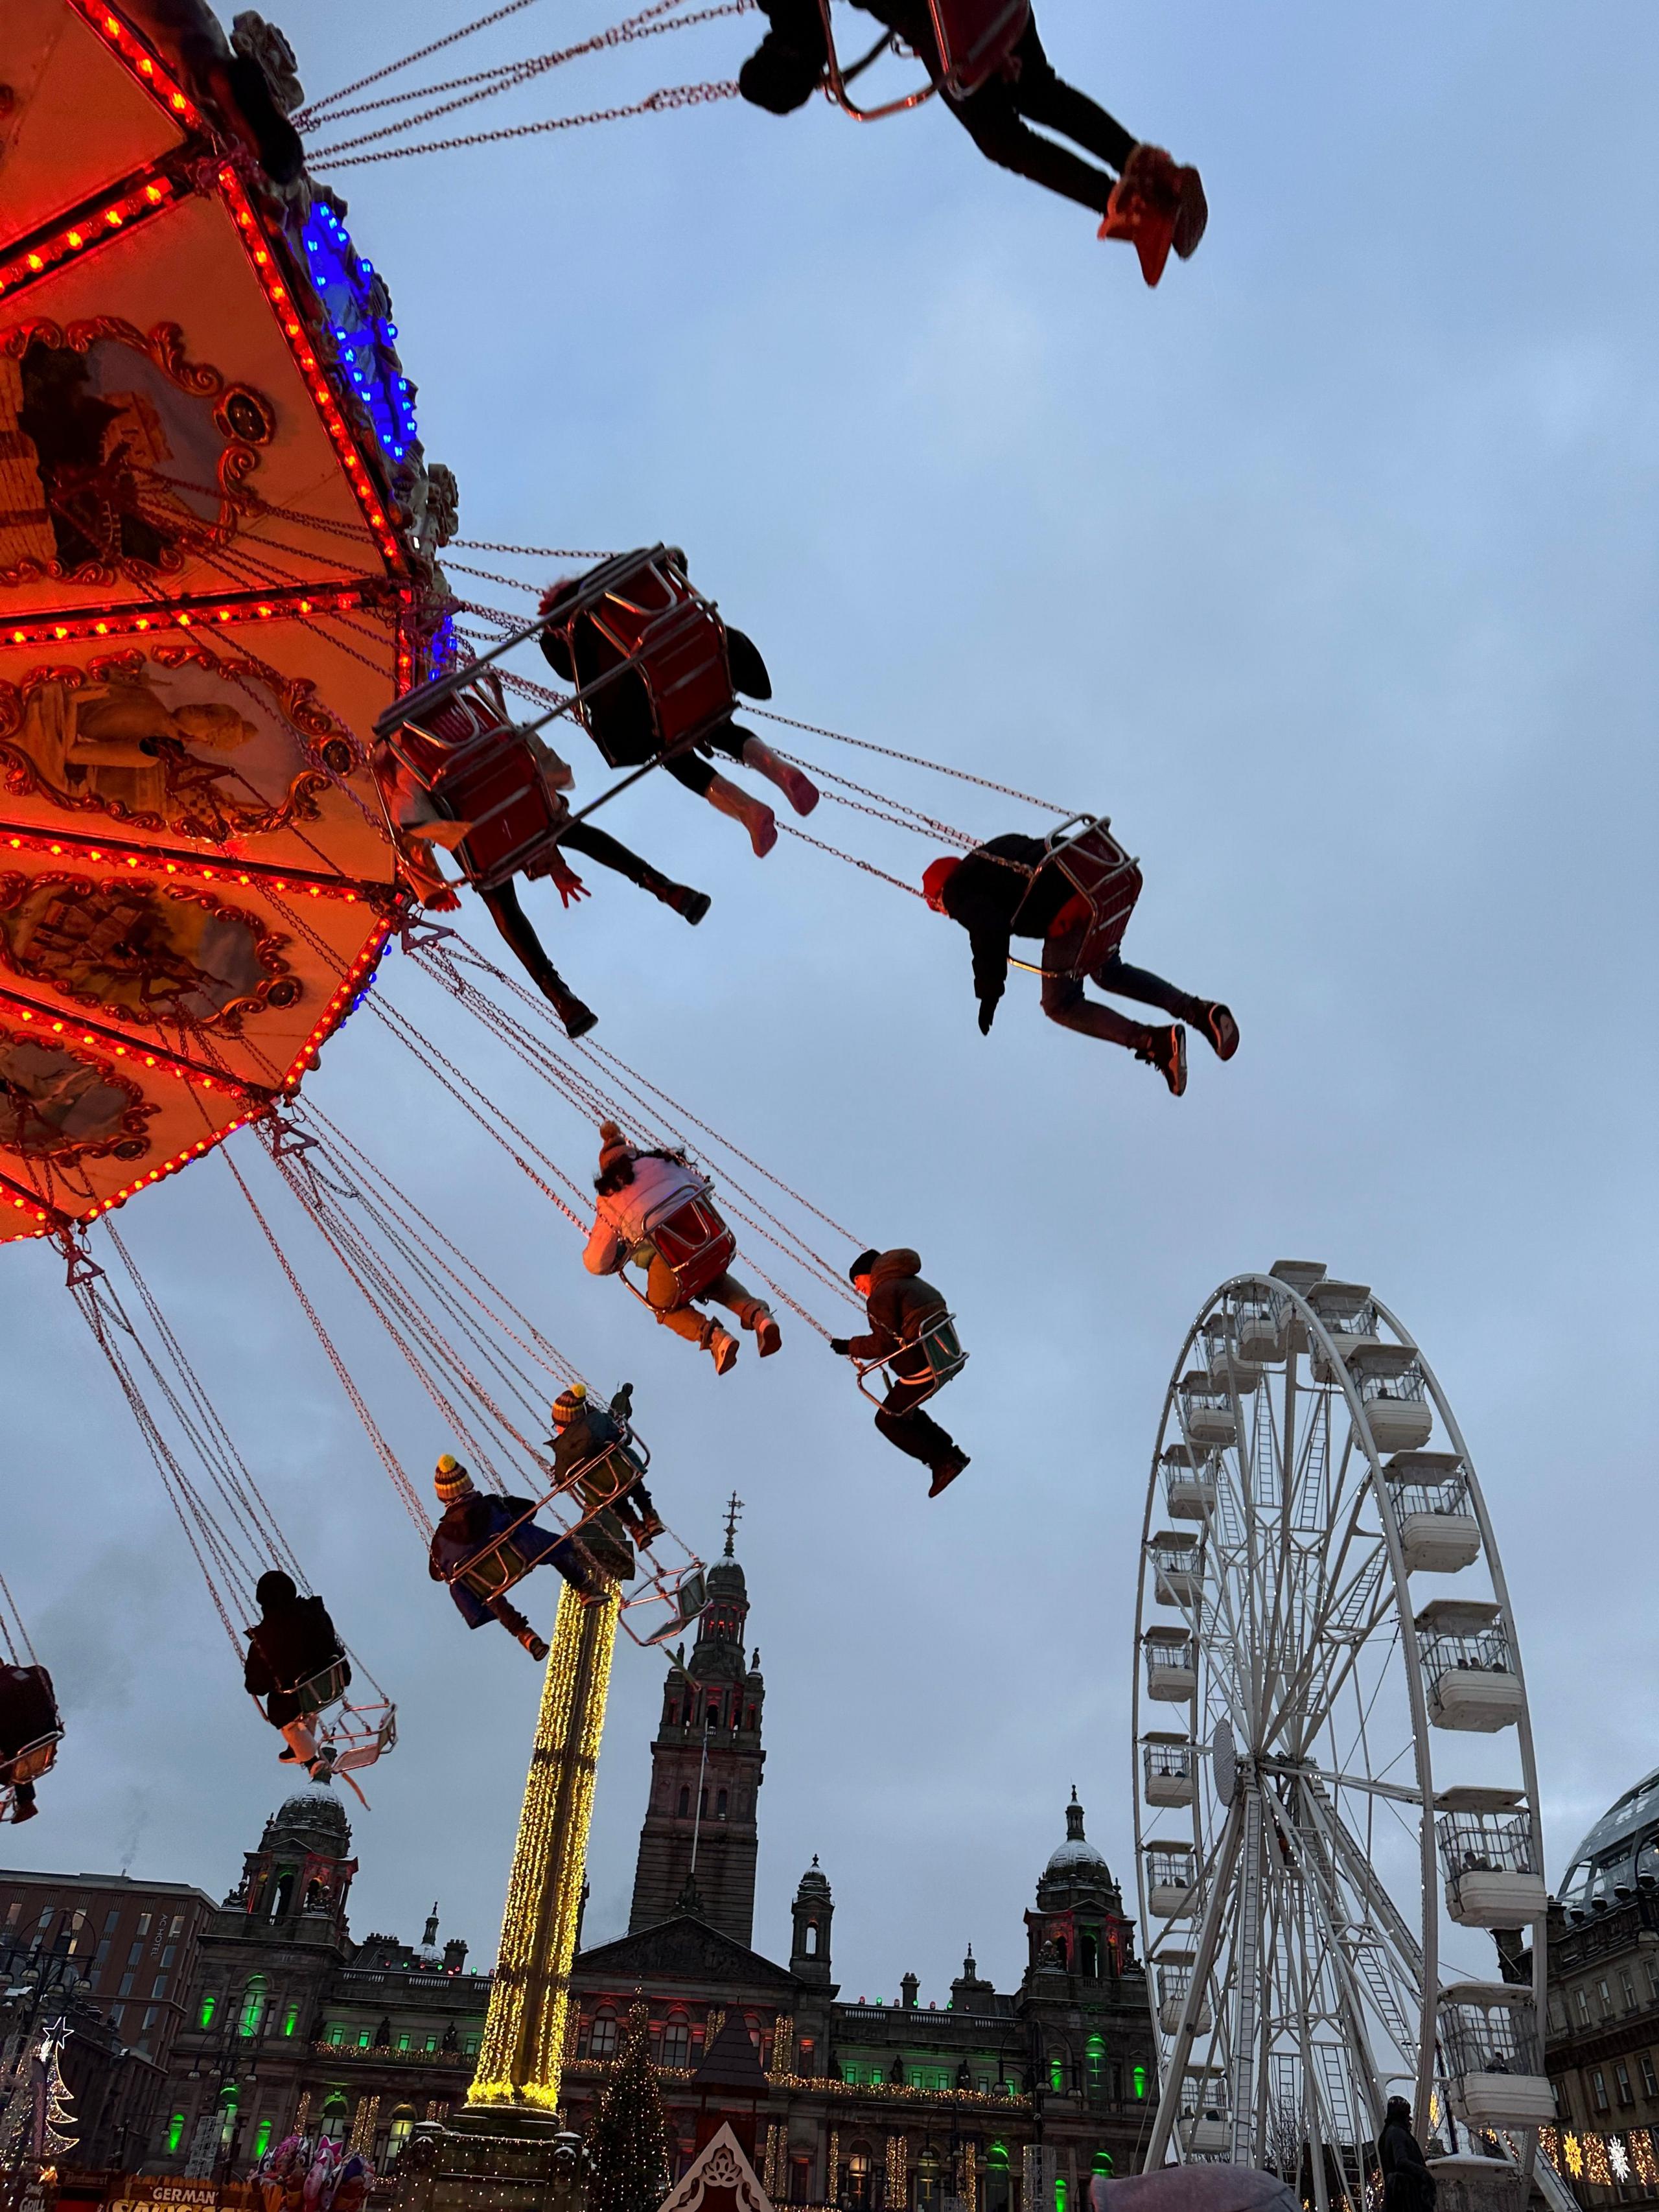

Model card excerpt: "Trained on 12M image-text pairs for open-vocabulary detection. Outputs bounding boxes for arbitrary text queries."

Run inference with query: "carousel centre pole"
[470,1579,619,2110]
[397,1581,618,2212]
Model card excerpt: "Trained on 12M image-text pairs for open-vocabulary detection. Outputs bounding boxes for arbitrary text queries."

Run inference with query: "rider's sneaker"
[708,1326,740,1376]
[1137,1023,1188,1097]
[1172,165,1208,259]
[754,1314,783,1357]
[662,883,712,926]
[1199,1001,1239,1060]
[519,1629,551,1662]
[928,1450,970,1498]
[1098,144,1181,286]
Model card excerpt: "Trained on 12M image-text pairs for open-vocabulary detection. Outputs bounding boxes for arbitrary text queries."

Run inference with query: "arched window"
[216,2086,238,2148]
[804,1921,819,1957]
[1092,2153,1115,2178]
[1056,2181,1068,2212]
[1132,2064,1148,2100]
[270,1873,295,1919]
[164,2113,186,2157]
[253,2119,274,2160]
[982,2142,1011,2212]
[848,2145,874,2211]
[1080,1932,1099,1979]
[1085,2034,1106,2094]
[677,1786,690,1817]
[716,1789,728,1819]
[706,1699,721,1729]
[1049,2052,1065,2092]
[239,1977,266,2038]
[589,2010,619,2062]
[662,2016,691,2069]
[388,2108,417,2157]
[321,2096,349,2145]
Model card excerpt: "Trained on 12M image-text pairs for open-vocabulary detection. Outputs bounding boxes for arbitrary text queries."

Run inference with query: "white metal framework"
[1131,1263,1549,2202]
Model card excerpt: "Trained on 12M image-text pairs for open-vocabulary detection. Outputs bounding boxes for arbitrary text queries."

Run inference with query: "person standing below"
[1378,2097,1437,2212]
[831,1247,970,1496]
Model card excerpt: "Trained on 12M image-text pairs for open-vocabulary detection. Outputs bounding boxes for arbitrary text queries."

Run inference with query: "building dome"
[1045,1787,1107,1875]
[796,1856,831,1898]
[1560,1764,1659,1911]
[268,1787,352,1848]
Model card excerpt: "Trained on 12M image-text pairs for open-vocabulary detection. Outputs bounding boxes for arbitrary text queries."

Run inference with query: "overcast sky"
[5,0,1657,2010]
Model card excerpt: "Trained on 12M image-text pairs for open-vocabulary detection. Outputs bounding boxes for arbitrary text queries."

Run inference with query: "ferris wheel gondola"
[1131,1262,1553,2204]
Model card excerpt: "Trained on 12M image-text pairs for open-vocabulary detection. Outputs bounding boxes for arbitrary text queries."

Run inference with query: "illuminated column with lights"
[469,1581,619,2112]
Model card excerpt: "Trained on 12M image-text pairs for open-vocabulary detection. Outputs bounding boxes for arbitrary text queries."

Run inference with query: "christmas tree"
[37,2031,77,2161]
[586,2003,671,2212]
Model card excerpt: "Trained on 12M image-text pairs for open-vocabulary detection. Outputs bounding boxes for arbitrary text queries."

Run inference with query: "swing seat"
[0,1730,61,1789]
[927,0,1030,96]
[627,1187,737,1305]
[328,1703,397,1775]
[855,1310,968,1406]
[1042,816,1143,975]
[452,1531,537,1605]
[623,1565,709,1648]
[547,548,736,765]
[558,1439,648,1515]
[277,1653,352,1719]
[382,671,565,893]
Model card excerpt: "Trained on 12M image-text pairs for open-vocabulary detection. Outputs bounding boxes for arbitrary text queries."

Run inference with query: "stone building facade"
[1540,1765,1659,2206]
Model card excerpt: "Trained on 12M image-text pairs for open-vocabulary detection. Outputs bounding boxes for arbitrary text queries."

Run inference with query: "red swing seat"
[625,1184,737,1307]
[0,1664,62,1805]
[1040,815,1143,976]
[380,671,565,894]
[547,548,736,765]
[927,0,1030,97]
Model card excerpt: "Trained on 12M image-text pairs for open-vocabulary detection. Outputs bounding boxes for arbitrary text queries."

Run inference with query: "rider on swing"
[0,1664,58,1823]
[549,1383,665,1546]
[739,0,1205,283]
[428,1457,595,1664]
[923,837,1238,1097]
[830,1248,970,1497]
[583,1123,782,1375]
[538,572,818,860]
[372,725,709,1042]
[243,1571,346,1782]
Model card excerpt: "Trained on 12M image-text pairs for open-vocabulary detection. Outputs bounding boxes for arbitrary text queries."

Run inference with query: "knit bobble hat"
[922,856,961,911]
[551,1384,588,1425]
[597,1120,632,1170]
[848,1250,881,1283]
[434,1453,475,1504]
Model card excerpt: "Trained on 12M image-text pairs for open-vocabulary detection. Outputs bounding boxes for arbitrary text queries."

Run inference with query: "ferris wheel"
[1130,1262,1555,2204]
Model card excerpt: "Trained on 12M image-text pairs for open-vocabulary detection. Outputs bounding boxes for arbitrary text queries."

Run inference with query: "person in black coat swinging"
[243,1572,347,1782]
[923,837,1238,1098]
[830,1247,970,1498]
[738,0,1205,283]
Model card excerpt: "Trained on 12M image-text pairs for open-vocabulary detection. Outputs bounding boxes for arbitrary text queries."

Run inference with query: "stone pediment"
[575,1915,797,1992]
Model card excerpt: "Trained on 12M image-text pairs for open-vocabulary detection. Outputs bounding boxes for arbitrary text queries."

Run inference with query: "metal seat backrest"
[1,1732,61,1787]
[1048,819,1143,973]
[563,1441,645,1513]
[928,0,1030,95]
[287,1655,351,1716]
[456,1534,533,1604]
[584,552,735,754]
[918,1312,968,1385]
[645,1188,736,1303]
[389,674,564,892]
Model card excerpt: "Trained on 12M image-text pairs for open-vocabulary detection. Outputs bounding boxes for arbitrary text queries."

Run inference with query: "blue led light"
[299,204,419,469]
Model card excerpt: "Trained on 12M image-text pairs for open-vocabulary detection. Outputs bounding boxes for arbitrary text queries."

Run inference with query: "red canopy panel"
[0,0,452,1242]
